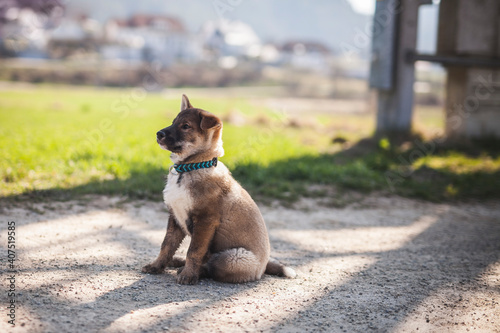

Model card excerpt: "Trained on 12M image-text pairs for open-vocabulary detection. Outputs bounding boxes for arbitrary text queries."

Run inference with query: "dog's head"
[157,95,224,163]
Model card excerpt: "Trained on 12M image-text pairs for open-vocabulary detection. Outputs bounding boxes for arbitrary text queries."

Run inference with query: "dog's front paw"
[142,263,165,274]
[176,269,199,285]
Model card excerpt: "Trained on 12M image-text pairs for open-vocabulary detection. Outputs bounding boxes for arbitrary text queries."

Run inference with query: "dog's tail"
[265,258,296,278]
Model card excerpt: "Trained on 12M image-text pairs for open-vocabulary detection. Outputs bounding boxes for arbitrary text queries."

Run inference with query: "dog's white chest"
[163,174,193,235]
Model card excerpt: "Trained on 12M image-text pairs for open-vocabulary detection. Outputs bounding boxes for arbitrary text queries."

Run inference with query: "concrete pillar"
[375,0,420,136]
[439,0,500,139]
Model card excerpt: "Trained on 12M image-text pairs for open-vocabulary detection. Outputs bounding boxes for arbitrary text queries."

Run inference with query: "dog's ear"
[181,94,193,111]
[199,110,222,130]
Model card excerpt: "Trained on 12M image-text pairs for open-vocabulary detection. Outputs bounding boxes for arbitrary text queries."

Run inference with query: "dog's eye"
[181,124,191,130]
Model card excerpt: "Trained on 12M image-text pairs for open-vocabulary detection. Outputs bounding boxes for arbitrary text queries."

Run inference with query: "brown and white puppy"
[142,95,295,284]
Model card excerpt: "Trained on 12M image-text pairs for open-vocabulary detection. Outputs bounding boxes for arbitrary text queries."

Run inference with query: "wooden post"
[373,0,420,136]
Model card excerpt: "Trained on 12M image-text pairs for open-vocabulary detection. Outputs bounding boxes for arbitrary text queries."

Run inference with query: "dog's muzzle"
[156,130,166,140]
[157,129,171,145]
[156,129,182,152]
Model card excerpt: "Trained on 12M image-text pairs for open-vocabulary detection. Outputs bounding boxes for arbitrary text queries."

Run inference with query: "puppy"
[142,95,296,284]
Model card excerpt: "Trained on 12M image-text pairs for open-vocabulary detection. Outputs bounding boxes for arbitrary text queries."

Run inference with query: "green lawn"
[1,85,500,204]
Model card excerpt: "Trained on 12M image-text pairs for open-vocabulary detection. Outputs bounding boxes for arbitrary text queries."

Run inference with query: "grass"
[1,84,500,204]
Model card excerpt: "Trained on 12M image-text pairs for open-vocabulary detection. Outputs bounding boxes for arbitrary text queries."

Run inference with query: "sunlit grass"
[415,153,500,174]
[1,87,170,196]
[0,86,334,199]
[1,85,499,203]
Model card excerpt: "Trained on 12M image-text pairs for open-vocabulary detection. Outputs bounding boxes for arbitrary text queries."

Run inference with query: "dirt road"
[1,195,499,332]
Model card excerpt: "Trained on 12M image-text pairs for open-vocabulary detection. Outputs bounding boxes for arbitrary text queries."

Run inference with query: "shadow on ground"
[3,194,499,332]
[270,207,500,331]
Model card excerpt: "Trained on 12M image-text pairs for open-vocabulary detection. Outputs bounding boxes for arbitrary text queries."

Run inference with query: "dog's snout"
[156,130,166,139]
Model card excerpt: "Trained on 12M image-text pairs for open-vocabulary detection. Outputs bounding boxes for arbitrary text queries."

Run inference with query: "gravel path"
[1,195,499,332]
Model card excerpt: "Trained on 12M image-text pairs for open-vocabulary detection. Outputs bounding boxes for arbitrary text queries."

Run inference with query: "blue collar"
[170,157,218,174]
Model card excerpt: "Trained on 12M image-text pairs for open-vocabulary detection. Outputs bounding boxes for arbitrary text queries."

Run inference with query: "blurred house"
[102,14,201,65]
[200,20,261,67]
[0,0,64,57]
[258,42,281,65]
[47,15,102,59]
[280,41,333,73]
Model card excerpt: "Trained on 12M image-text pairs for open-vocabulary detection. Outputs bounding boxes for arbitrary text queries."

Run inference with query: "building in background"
[200,20,261,68]
[47,15,101,59]
[280,41,333,73]
[103,14,202,65]
[0,0,64,57]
